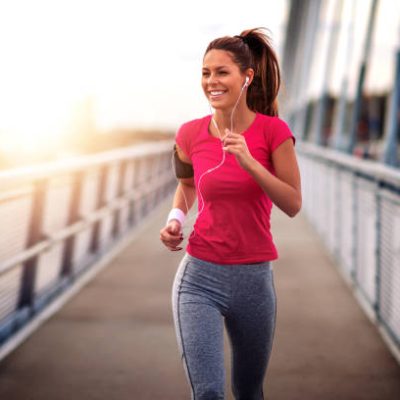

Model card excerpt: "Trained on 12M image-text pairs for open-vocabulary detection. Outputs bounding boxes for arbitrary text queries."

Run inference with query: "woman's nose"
[208,74,217,86]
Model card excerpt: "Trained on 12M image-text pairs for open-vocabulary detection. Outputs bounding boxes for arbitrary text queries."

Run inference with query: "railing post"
[139,157,149,217]
[351,172,357,282]
[112,161,128,238]
[90,165,108,253]
[128,158,139,227]
[18,179,47,310]
[149,154,158,209]
[375,183,382,321]
[61,171,83,278]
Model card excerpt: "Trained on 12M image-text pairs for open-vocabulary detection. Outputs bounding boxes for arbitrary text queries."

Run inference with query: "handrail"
[0,141,173,185]
[0,140,176,356]
[298,143,400,363]
[299,142,400,186]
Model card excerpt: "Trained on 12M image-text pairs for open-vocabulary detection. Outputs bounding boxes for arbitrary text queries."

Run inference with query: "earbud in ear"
[244,76,250,87]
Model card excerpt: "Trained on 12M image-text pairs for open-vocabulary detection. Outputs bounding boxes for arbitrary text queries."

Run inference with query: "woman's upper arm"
[271,139,301,192]
[175,143,195,187]
[176,143,192,165]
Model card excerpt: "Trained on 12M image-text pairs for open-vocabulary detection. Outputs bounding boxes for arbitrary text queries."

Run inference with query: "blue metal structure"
[382,47,400,167]
[282,0,400,362]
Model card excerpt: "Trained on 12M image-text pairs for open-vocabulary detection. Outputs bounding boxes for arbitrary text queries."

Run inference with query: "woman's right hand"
[159,220,184,251]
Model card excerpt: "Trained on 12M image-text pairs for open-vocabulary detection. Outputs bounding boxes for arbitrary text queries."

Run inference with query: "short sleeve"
[175,122,192,160]
[269,117,296,153]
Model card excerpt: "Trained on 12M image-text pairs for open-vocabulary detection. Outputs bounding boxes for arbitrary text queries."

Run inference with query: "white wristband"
[167,208,186,226]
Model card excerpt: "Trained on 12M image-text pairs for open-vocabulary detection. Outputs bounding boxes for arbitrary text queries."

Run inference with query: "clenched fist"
[160,220,184,251]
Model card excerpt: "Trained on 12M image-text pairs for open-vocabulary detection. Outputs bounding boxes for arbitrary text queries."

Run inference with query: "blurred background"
[0,0,399,398]
[1,0,399,169]
[0,0,287,168]
[281,0,400,164]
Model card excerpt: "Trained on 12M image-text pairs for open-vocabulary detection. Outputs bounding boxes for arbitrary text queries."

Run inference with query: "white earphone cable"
[171,78,249,239]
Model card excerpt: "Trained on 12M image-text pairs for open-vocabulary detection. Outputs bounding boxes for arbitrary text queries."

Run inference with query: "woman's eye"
[202,71,228,79]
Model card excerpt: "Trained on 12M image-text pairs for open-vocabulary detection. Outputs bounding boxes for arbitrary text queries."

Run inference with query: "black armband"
[173,145,194,178]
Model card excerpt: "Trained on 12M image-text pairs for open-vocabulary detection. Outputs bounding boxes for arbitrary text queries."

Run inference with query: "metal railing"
[298,142,400,361]
[0,140,175,352]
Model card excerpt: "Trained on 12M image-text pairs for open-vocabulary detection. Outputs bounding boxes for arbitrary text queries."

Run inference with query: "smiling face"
[202,49,247,111]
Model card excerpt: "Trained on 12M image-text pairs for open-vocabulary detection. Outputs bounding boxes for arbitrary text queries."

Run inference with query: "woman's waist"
[184,251,273,268]
[186,239,278,265]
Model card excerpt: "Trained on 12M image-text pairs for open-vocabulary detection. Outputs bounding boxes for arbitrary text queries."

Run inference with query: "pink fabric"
[176,112,295,264]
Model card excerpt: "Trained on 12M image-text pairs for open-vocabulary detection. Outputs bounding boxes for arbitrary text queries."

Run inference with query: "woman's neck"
[213,107,256,134]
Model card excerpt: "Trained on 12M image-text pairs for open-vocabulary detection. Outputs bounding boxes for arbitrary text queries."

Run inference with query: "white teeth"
[210,91,224,95]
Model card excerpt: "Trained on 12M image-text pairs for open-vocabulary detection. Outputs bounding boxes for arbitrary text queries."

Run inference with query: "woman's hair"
[204,27,280,116]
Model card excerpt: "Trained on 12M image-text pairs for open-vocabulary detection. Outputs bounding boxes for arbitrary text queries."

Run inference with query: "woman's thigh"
[225,263,277,399]
[172,255,228,398]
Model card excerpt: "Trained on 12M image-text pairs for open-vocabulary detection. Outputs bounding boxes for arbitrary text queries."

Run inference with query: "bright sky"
[0,0,288,151]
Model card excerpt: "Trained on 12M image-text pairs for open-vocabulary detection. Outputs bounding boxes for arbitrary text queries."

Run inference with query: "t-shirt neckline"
[205,112,260,142]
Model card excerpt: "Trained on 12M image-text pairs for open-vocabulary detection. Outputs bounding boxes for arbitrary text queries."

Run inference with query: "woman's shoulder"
[256,113,290,129]
[256,113,295,150]
[175,115,210,158]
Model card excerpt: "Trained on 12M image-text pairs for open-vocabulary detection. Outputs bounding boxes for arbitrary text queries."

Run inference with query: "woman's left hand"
[222,128,255,171]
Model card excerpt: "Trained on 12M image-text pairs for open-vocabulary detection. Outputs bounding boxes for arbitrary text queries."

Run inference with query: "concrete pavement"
[0,199,399,399]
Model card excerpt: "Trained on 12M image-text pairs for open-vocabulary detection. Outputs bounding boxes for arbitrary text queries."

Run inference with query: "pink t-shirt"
[176,112,295,264]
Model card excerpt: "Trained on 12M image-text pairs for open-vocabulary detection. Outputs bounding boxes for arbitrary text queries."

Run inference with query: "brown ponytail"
[204,27,281,116]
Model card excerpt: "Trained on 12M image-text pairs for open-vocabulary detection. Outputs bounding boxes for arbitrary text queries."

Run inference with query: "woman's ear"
[245,68,255,86]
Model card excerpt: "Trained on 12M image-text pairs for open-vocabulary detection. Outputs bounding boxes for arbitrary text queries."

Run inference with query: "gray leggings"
[172,253,277,400]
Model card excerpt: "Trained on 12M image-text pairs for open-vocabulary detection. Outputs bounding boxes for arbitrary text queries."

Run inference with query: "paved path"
[0,199,399,400]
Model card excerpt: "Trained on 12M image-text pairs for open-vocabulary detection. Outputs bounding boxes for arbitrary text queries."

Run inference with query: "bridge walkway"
[0,200,399,400]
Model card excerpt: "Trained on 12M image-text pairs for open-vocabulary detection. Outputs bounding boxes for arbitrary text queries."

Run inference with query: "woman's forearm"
[222,130,301,217]
[246,159,301,217]
[172,179,197,214]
